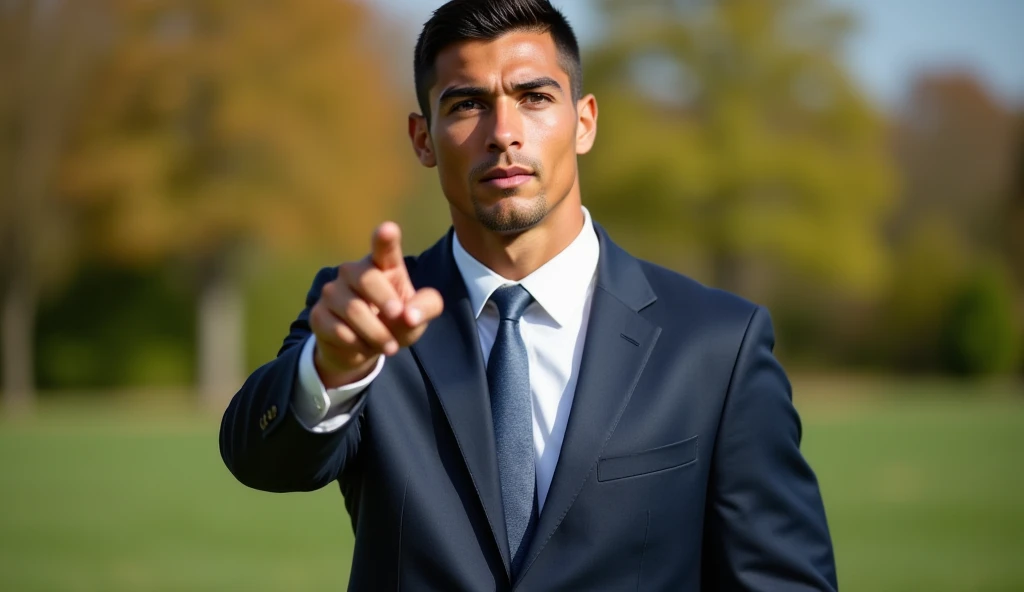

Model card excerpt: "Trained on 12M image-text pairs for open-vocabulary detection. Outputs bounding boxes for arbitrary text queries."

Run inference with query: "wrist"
[314,347,380,389]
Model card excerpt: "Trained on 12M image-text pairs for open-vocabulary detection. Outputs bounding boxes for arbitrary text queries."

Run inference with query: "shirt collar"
[451,206,600,328]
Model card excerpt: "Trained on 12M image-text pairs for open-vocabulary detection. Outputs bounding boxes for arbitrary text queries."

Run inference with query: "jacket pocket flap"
[598,435,698,482]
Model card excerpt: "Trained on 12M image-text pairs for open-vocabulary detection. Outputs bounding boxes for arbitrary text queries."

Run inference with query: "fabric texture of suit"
[220,223,838,591]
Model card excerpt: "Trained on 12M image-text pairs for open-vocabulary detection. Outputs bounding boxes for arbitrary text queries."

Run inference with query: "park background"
[2,0,1022,589]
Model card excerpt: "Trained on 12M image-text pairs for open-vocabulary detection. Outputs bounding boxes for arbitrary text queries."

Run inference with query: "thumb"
[401,287,444,327]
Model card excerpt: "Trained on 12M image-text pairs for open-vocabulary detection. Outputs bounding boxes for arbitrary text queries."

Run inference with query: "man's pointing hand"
[310,222,444,387]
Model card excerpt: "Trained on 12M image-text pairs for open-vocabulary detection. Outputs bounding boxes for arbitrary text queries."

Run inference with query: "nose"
[486,98,523,153]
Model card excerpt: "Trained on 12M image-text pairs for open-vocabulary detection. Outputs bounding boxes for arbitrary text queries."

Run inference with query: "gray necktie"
[487,284,536,576]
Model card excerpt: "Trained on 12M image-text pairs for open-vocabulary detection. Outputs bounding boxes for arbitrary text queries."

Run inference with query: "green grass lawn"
[1,385,1022,591]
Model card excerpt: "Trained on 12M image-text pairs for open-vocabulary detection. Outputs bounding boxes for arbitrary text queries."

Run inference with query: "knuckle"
[320,280,335,300]
[311,303,334,335]
[364,323,392,347]
[356,268,381,295]
[309,302,325,329]
[337,261,361,282]
[344,297,368,320]
[333,323,356,346]
[364,331,389,348]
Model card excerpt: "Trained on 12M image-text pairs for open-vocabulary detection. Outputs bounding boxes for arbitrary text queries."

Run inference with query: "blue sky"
[366,0,1024,112]
[825,0,1024,108]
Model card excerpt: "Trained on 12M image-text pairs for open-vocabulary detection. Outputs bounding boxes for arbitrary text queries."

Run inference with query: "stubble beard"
[472,189,549,234]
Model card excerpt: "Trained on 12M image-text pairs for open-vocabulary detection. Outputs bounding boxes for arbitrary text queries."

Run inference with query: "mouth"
[479,166,535,190]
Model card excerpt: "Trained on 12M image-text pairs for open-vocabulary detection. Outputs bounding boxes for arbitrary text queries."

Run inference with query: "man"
[219,0,838,589]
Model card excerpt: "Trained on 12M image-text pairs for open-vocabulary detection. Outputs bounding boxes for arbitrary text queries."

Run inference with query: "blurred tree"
[880,73,1020,374]
[875,217,972,371]
[1007,114,1024,374]
[1006,115,1024,306]
[892,73,1018,251]
[582,0,895,299]
[939,262,1021,377]
[1,0,107,410]
[36,264,195,390]
[61,0,410,405]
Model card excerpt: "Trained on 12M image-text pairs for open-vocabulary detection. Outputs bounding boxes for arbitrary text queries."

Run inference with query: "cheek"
[529,110,578,179]
[433,122,476,171]
[526,109,565,146]
[431,128,475,203]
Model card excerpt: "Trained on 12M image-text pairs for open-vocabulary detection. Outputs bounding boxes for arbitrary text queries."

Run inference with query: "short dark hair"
[413,0,583,120]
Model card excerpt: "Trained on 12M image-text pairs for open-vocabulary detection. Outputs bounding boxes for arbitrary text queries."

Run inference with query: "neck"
[452,192,584,282]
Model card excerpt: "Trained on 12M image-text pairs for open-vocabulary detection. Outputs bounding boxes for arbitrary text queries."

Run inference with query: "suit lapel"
[409,231,512,579]
[519,225,661,581]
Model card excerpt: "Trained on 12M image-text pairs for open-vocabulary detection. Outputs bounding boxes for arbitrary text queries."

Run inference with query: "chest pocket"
[597,435,698,482]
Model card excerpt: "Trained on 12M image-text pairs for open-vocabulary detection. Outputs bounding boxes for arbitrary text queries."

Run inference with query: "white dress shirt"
[292,207,600,511]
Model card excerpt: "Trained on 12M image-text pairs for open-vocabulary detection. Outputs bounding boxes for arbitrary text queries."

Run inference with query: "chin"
[473,193,548,234]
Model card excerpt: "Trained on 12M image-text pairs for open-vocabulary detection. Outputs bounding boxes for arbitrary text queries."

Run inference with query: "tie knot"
[490,284,533,321]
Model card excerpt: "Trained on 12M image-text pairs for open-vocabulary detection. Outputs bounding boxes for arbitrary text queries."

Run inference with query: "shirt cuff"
[291,334,385,433]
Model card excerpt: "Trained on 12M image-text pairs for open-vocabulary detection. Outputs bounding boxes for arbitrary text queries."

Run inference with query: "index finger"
[371,222,405,271]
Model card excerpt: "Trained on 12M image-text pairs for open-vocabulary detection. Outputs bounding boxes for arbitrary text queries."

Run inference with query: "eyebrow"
[437,76,564,105]
[512,77,563,94]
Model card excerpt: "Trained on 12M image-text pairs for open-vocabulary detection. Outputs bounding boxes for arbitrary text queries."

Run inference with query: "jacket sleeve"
[219,266,367,493]
[702,306,839,591]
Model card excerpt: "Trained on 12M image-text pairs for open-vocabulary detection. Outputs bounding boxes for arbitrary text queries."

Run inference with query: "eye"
[524,93,551,105]
[452,99,482,113]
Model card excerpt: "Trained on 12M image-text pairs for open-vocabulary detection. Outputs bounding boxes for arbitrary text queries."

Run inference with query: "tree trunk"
[1,0,104,413]
[2,271,36,413]
[197,264,245,410]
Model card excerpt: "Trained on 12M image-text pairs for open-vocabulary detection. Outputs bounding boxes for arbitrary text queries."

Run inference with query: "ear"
[574,94,598,155]
[408,113,437,168]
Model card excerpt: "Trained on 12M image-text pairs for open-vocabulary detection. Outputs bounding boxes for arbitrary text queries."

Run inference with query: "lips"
[480,166,533,182]
[479,166,535,190]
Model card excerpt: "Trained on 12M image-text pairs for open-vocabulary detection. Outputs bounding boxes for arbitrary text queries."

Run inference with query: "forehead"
[430,30,568,94]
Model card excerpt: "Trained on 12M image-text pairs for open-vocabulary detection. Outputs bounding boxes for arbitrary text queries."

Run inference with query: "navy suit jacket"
[220,224,838,591]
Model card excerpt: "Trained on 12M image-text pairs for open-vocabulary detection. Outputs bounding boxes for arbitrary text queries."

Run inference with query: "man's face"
[410,30,595,235]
